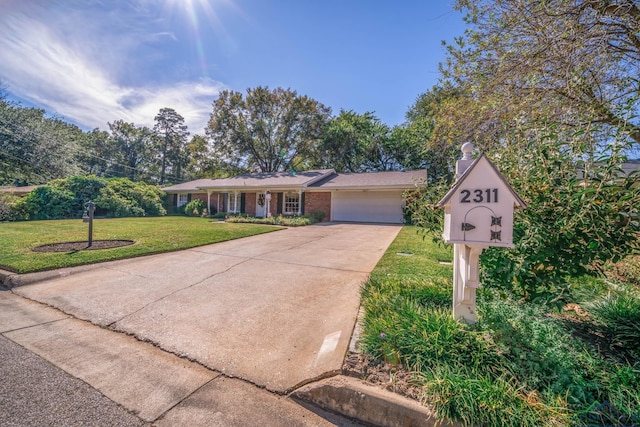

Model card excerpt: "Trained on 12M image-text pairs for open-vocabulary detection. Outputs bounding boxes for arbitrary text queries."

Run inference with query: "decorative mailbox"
[438,143,526,324]
[438,152,526,248]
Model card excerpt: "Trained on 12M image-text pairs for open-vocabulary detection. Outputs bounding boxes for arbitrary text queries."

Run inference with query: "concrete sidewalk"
[0,288,447,426]
[0,290,364,425]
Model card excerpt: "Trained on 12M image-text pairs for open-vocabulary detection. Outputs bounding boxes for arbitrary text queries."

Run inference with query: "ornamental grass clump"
[417,365,572,427]
[585,292,640,360]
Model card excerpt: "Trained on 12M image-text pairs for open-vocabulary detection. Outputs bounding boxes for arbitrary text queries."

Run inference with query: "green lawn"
[0,217,282,273]
[360,226,640,427]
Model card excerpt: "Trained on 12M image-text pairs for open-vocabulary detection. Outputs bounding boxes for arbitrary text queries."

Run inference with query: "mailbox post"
[438,143,526,323]
[83,200,96,248]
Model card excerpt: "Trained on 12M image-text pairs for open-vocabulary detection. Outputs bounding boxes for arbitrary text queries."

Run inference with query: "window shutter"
[277,192,283,214]
[240,193,246,213]
[301,192,305,215]
[173,194,177,206]
[187,194,192,202]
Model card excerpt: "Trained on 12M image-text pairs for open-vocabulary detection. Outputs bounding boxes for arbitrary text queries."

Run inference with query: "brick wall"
[244,192,256,215]
[304,192,331,222]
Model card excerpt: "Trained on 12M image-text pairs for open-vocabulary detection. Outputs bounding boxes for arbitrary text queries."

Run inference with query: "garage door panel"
[332,191,403,223]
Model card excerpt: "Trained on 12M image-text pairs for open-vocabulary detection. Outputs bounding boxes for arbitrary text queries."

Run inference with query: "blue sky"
[0,0,467,134]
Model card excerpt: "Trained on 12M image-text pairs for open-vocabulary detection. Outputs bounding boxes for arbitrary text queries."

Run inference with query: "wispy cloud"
[0,2,224,134]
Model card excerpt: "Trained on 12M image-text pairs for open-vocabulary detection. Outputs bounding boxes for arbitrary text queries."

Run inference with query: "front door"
[256,192,266,217]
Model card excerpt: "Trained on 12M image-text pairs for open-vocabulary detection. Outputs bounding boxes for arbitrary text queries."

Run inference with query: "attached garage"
[331,191,405,223]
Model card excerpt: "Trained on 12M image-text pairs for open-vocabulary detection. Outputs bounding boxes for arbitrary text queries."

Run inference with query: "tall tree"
[399,84,464,180]
[207,86,331,173]
[154,107,189,184]
[107,120,155,182]
[184,134,227,178]
[315,110,424,172]
[0,100,82,184]
[316,110,381,172]
[443,0,640,150]
[77,128,111,177]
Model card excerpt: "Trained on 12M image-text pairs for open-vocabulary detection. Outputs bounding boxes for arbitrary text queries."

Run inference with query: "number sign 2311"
[460,189,498,203]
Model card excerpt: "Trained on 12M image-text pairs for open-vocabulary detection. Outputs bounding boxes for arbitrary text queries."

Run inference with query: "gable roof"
[438,153,526,208]
[195,169,335,190]
[162,169,427,193]
[161,179,217,192]
[311,170,427,190]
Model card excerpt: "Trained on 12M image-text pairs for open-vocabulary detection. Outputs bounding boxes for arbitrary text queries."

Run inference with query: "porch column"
[298,189,302,215]
[207,190,211,215]
[265,190,272,217]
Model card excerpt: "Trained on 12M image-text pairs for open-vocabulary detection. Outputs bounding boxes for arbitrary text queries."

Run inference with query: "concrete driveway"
[12,222,401,394]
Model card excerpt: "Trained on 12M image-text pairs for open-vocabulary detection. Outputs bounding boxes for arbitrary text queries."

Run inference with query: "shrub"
[481,126,640,302]
[14,186,75,220]
[306,210,326,223]
[95,178,166,217]
[225,214,311,226]
[0,192,19,221]
[183,199,206,217]
[50,175,106,217]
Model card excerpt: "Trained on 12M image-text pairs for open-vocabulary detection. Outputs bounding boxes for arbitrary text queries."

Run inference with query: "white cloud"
[0,3,224,134]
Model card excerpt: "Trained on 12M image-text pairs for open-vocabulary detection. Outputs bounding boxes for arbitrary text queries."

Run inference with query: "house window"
[228,192,239,213]
[284,192,300,214]
[177,194,189,207]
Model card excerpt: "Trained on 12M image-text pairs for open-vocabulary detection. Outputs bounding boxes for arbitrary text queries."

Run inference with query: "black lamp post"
[83,201,95,248]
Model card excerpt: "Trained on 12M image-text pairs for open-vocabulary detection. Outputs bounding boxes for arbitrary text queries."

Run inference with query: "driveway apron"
[13,223,402,393]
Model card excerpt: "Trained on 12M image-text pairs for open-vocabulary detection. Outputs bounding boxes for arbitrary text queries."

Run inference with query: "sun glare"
[161,0,240,77]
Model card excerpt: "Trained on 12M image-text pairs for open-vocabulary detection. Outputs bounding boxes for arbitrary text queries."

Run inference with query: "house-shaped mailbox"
[438,153,526,248]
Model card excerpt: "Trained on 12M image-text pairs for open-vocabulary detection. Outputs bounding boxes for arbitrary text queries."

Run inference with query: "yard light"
[84,201,96,248]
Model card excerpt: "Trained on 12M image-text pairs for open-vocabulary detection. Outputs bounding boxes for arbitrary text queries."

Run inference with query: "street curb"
[0,265,100,289]
[291,375,460,427]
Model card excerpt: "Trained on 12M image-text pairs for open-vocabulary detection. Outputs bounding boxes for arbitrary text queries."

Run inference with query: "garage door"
[332,191,404,223]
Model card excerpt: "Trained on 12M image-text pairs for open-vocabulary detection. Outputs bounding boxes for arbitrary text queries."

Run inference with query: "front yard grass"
[0,217,281,274]
[360,226,640,427]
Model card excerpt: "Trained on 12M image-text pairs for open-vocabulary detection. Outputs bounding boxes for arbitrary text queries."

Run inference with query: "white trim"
[283,191,301,215]
[256,192,267,217]
[228,192,240,213]
[177,193,189,207]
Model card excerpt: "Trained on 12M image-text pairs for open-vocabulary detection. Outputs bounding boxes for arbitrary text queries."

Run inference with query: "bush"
[50,175,106,217]
[225,214,312,226]
[0,193,19,221]
[307,210,326,223]
[14,186,75,220]
[482,130,640,302]
[95,178,166,217]
[183,199,206,217]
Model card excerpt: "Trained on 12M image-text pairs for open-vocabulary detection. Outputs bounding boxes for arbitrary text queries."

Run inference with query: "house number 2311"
[460,188,499,203]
